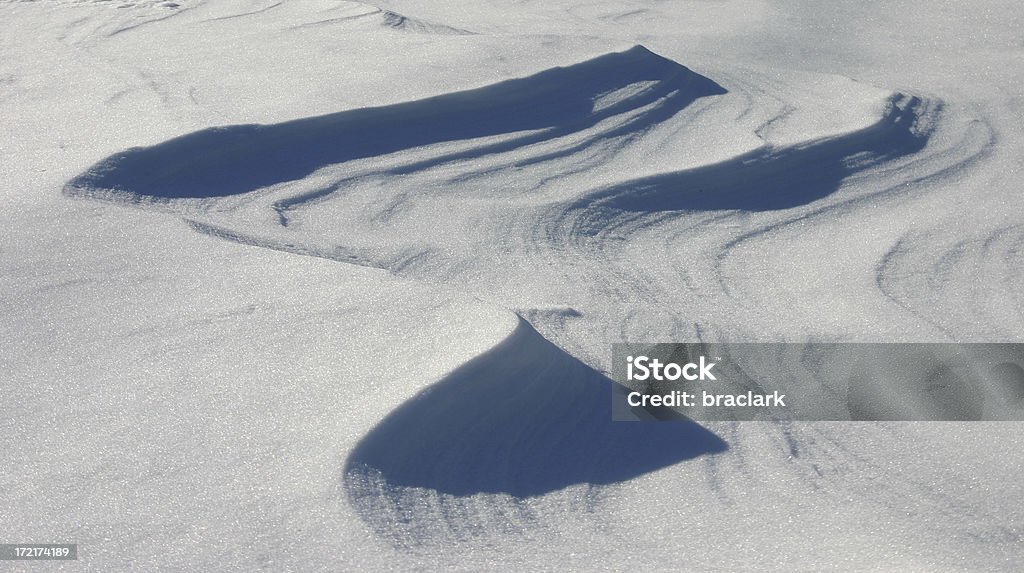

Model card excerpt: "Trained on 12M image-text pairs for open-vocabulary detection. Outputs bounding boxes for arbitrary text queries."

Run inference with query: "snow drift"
[64,45,725,201]
[344,316,726,542]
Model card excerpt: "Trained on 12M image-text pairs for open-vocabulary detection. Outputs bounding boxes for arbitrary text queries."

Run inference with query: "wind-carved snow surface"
[65,47,975,347]
[62,41,1008,541]
[6,0,1024,569]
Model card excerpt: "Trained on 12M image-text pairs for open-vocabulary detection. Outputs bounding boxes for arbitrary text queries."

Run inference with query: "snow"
[3,0,1024,570]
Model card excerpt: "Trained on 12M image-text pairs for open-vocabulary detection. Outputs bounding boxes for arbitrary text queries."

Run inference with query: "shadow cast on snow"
[572,94,934,217]
[344,318,726,501]
[66,45,934,220]
[65,45,725,200]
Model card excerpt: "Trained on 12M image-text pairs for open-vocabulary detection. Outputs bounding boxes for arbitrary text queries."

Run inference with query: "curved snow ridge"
[562,93,938,232]
[380,9,473,35]
[185,219,386,268]
[344,316,727,543]
[876,223,1024,340]
[62,45,724,203]
[284,3,475,34]
[700,107,996,327]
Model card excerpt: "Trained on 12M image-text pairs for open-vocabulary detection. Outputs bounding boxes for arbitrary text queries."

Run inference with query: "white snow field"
[3,0,1024,570]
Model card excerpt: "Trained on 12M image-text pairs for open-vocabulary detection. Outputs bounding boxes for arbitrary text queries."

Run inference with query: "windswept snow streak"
[380,9,473,35]
[877,223,1024,340]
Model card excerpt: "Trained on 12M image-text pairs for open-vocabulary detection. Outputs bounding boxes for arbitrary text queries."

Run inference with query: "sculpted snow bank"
[344,316,726,542]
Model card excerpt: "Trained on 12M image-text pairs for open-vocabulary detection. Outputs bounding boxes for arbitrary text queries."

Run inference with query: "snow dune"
[346,317,725,542]
[65,45,723,201]
[60,42,994,351]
